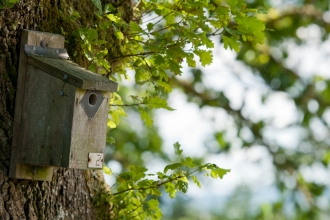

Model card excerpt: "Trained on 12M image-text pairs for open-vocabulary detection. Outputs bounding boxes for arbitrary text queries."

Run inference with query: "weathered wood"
[14,164,54,181]
[27,56,118,92]
[10,30,114,180]
[19,64,75,167]
[17,66,110,170]
[69,88,110,169]
[9,29,65,180]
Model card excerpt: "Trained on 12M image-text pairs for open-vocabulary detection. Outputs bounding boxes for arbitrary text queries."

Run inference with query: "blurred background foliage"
[106,0,330,219]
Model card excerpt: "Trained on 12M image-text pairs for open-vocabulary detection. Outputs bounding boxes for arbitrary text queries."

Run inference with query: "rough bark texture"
[0,0,132,219]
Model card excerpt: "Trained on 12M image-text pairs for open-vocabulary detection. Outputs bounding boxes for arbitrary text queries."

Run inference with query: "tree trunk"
[0,0,127,219]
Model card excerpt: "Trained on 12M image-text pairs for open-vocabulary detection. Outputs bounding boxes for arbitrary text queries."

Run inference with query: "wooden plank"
[19,65,75,167]
[9,30,65,180]
[14,164,53,181]
[69,88,110,169]
[27,56,118,92]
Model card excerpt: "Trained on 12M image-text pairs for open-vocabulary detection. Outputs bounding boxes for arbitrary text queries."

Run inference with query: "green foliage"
[103,143,230,219]
[0,0,19,9]
[93,0,330,218]
[79,0,267,129]
[77,0,266,219]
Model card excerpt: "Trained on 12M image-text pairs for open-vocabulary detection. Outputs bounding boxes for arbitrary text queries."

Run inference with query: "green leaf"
[192,176,201,188]
[198,33,214,48]
[164,182,176,198]
[179,176,189,183]
[91,0,102,14]
[167,46,186,61]
[106,136,115,144]
[257,8,268,14]
[107,14,121,23]
[103,166,113,175]
[227,0,243,9]
[0,0,18,9]
[182,157,195,168]
[137,179,153,188]
[176,181,188,193]
[222,35,241,52]
[135,67,150,83]
[107,120,116,128]
[164,163,183,173]
[147,199,162,218]
[130,165,147,180]
[210,168,231,179]
[86,28,98,41]
[110,92,124,105]
[236,15,265,44]
[194,50,213,66]
[186,53,196,67]
[147,23,154,32]
[109,107,127,126]
[224,27,240,38]
[168,59,182,74]
[104,3,115,14]
[146,96,174,111]
[151,188,162,196]
[174,142,183,157]
[147,199,159,210]
[130,21,143,33]
[214,6,230,16]
[157,80,172,93]
[153,55,165,66]
[115,31,124,40]
[138,107,154,127]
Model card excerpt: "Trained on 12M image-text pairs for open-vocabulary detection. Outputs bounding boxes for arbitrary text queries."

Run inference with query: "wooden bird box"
[9,30,118,181]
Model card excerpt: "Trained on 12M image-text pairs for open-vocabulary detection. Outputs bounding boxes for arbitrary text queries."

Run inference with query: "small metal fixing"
[24,44,70,59]
[31,166,37,175]
[40,40,47,48]
[63,74,68,80]
[59,91,64,96]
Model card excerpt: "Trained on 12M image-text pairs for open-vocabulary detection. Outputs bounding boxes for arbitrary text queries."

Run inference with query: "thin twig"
[109,102,145,107]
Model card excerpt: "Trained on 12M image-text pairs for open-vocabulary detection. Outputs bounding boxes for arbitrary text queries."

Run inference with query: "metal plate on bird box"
[88,153,104,168]
[24,44,70,59]
[80,90,104,119]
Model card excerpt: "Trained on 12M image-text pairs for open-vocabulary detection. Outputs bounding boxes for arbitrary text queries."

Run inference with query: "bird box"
[9,30,118,181]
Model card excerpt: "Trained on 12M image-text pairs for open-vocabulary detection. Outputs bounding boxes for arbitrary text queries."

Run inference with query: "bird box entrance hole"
[9,29,118,181]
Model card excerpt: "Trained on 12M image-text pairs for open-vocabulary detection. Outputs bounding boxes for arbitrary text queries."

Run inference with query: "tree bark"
[0,0,128,219]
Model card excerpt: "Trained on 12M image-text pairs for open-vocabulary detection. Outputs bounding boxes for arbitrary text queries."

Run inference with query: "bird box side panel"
[10,30,65,180]
[19,64,75,167]
[69,88,110,169]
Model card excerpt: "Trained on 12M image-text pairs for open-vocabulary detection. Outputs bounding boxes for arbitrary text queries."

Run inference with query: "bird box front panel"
[68,88,110,169]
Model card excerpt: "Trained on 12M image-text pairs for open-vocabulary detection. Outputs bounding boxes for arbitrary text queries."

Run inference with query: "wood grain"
[27,56,118,92]
[10,30,113,180]
[19,65,75,167]
[10,30,65,180]
[69,88,110,169]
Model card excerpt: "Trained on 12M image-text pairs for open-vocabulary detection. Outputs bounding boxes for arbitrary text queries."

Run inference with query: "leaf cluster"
[102,143,230,219]
[76,0,267,219]
[0,0,19,9]
[77,0,267,128]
